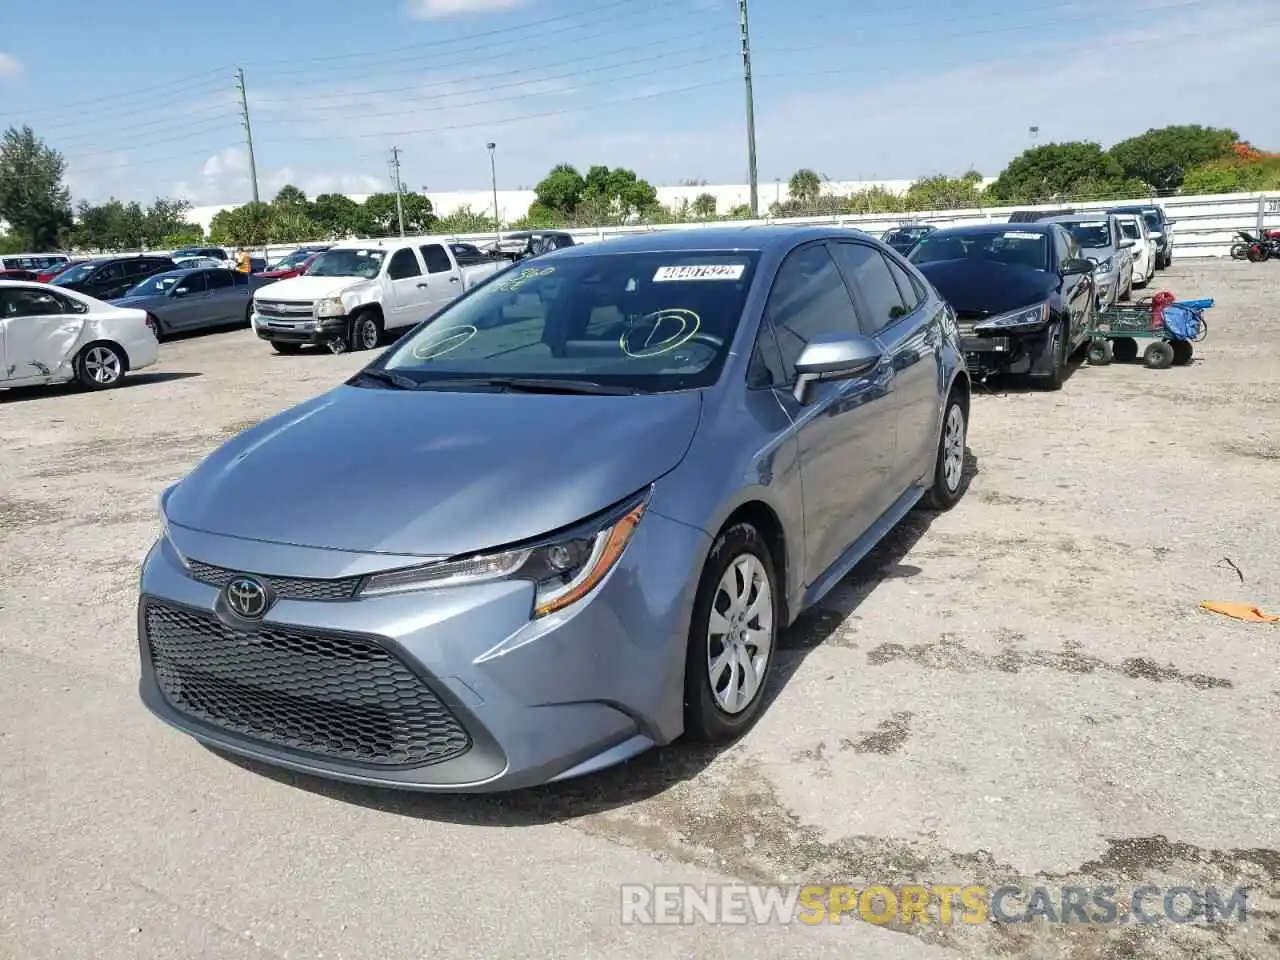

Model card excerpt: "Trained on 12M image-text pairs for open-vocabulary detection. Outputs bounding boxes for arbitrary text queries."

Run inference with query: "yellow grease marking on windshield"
[619,309,701,358]
[495,266,555,291]
[410,325,478,361]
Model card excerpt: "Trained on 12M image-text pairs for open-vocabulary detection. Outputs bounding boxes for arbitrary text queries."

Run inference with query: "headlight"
[972,302,1050,333]
[315,297,345,318]
[1092,257,1113,273]
[358,490,649,618]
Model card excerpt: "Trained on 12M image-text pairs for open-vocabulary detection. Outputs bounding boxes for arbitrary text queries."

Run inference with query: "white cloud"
[404,0,528,19]
[168,146,387,205]
[0,52,22,78]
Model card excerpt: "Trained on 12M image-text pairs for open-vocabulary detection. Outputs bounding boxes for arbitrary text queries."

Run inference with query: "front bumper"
[960,323,1055,377]
[252,315,347,345]
[137,511,707,792]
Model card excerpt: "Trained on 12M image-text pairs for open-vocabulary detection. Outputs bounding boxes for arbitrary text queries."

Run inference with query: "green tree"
[144,197,199,246]
[579,165,658,221]
[208,201,273,247]
[0,125,73,251]
[985,142,1126,204]
[1181,157,1280,195]
[509,202,567,230]
[436,204,496,234]
[360,191,435,235]
[533,163,586,215]
[312,193,366,238]
[904,171,985,211]
[1108,125,1238,192]
[273,184,310,209]
[158,227,205,248]
[788,168,822,205]
[691,192,718,218]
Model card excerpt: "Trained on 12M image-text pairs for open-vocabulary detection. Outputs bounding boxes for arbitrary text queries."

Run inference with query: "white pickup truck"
[250,236,506,354]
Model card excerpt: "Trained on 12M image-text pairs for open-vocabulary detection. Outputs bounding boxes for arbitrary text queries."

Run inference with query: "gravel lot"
[2,259,1277,959]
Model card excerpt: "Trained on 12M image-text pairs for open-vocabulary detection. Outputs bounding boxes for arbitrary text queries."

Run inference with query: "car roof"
[1043,213,1113,223]
[929,222,1055,237]
[547,225,878,259]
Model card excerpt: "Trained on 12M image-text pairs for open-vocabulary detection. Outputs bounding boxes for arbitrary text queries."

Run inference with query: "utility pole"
[487,142,501,246]
[389,146,406,237]
[234,68,260,204]
[739,0,759,218]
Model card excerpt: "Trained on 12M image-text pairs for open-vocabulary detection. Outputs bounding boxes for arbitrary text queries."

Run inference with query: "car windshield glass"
[885,227,930,243]
[270,250,310,270]
[1060,221,1111,248]
[126,272,185,296]
[306,248,386,278]
[379,250,761,393]
[909,230,1050,271]
[51,262,97,283]
[1120,221,1140,239]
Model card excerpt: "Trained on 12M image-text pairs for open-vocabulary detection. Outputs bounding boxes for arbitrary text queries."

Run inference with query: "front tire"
[683,523,779,744]
[1144,341,1175,369]
[1031,321,1068,391]
[271,342,302,355]
[350,310,383,352]
[923,390,967,510]
[76,342,126,390]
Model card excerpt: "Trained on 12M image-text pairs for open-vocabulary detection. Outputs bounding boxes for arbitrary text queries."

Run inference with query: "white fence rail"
[178,190,1280,264]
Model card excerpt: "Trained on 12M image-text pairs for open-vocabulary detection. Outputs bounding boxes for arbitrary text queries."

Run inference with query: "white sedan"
[1,280,159,391]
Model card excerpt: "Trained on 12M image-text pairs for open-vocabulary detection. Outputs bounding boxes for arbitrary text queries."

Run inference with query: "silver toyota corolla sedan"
[138,226,971,793]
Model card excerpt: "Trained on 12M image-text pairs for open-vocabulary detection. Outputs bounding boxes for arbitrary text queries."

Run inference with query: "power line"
[32,81,234,134]
[255,46,727,130]
[6,67,230,117]
[243,0,713,74]
[249,29,729,107]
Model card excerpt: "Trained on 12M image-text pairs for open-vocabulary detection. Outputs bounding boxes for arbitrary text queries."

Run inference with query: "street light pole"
[487,142,500,246]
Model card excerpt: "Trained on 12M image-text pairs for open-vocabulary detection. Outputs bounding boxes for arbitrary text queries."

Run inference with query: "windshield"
[1059,221,1111,248]
[126,272,186,297]
[306,248,386,279]
[377,251,761,392]
[1119,221,1140,239]
[909,230,1050,271]
[52,262,98,284]
[269,250,312,270]
[884,227,931,244]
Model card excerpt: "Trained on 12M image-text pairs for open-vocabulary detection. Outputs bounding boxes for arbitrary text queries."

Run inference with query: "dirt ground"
[1,259,1277,959]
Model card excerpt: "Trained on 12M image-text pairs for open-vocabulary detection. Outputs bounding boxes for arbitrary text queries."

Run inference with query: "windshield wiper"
[350,368,418,390]
[419,376,635,395]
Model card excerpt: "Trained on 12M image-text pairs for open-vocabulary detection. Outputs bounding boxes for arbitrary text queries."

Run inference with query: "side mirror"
[1060,258,1094,276]
[172,286,189,297]
[792,332,883,405]
[1119,238,1136,248]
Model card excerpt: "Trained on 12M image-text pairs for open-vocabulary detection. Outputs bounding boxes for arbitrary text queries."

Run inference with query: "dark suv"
[51,255,178,300]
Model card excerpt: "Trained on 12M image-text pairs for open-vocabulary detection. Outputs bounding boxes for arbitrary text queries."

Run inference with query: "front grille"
[255,300,314,318]
[187,559,362,601]
[144,602,471,766]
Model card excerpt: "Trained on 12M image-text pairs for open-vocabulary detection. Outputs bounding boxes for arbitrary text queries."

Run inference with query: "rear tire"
[1086,339,1113,365]
[683,523,779,744]
[1144,341,1175,369]
[1112,337,1139,363]
[75,342,126,390]
[271,342,302,355]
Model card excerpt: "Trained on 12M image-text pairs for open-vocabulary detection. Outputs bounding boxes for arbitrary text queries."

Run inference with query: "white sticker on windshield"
[1078,221,1106,227]
[653,264,745,282]
[1002,231,1042,240]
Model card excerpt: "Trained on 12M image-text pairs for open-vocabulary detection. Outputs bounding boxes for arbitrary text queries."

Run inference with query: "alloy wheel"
[84,346,121,385]
[942,403,965,493]
[706,554,773,714]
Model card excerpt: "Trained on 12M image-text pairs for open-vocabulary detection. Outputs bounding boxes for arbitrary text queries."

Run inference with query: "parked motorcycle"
[1234,229,1280,262]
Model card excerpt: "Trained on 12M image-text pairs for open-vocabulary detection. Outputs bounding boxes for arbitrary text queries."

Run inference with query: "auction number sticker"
[1266,199,1280,213]
[1002,231,1042,240]
[653,264,745,282]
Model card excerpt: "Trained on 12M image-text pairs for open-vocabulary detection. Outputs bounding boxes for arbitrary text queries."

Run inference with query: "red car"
[0,268,40,281]
[254,246,330,280]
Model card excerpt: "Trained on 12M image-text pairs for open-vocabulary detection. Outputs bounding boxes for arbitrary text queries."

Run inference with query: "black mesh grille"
[144,602,471,766]
[186,559,362,602]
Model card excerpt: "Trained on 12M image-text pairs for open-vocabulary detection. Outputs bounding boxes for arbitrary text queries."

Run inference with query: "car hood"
[253,275,369,301]
[110,294,165,309]
[164,385,704,557]
[916,260,1056,316]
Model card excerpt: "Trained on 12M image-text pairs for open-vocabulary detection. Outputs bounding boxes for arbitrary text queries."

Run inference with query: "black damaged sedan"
[908,222,1095,390]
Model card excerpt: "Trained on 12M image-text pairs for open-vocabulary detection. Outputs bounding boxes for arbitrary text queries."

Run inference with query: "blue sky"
[1,0,1276,207]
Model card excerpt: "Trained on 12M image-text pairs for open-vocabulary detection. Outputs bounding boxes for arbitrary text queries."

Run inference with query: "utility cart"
[1086,295,1212,369]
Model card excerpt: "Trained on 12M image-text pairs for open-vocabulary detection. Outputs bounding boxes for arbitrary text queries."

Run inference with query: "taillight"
[145,316,158,338]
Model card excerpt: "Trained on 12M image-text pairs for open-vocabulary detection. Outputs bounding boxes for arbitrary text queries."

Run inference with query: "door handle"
[416,282,428,288]
[449,277,459,283]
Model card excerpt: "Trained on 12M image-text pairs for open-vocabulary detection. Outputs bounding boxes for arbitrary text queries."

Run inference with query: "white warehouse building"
[185,178,990,233]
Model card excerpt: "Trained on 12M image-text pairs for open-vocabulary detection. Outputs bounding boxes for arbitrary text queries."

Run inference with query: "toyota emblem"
[224,576,271,620]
